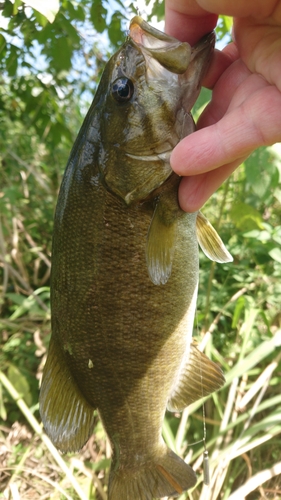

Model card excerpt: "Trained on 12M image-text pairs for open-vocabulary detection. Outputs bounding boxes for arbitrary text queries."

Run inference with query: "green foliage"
[216,15,233,43]
[0,2,281,499]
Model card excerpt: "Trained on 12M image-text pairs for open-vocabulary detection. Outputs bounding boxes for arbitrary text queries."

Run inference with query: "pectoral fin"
[146,175,184,286]
[196,211,233,263]
[167,341,225,412]
[39,337,96,452]
[146,199,178,286]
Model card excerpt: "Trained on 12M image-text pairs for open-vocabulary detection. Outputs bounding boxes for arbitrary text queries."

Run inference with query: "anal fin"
[168,341,225,412]
[39,336,96,452]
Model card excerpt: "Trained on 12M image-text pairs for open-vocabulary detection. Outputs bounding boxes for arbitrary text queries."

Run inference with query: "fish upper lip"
[129,15,182,47]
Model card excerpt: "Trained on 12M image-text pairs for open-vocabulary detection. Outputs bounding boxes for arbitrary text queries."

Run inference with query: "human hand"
[165,0,281,212]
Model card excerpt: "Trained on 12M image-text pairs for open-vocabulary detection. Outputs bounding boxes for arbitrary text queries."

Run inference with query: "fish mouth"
[129,16,215,92]
[129,16,191,77]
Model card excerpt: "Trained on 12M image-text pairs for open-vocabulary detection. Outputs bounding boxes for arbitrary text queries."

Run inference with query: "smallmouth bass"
[40,16,232,500]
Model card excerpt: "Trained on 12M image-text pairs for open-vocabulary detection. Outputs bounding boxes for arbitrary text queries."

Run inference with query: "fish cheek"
[99,94,177,204]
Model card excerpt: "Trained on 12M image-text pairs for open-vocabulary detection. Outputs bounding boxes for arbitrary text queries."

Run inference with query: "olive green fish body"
[40,17,231,500]
[51,152,198,444]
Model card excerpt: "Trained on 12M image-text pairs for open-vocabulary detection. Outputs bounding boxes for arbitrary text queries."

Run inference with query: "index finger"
[165,0,218,43]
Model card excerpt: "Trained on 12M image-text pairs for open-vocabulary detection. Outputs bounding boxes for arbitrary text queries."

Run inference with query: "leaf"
[21,0,60,23]
[229,202,264,231]
[49,122,73,145]
[2,0,13,18]
[232,296,245,329]
[274,188,281,204]
[90,0,107,33]
[245,147,280,200]
[243,229,271,241]
[6,45,18,76]
[75,5,86,22]
[7,365,32,406]
[92,457,111,472]
[149,0,165,21]
[33,9,49,27]
[224,330,281,386]
[50,36,73,71]
[272,226,281,245]
[269,247,281,264]
[6,288,50,320]
[0,34,6,55]
[13,0,22,15]
[59,15,80,46]
[65,1,85,22]
[216,15,232,43]
[192,87,211,120]
[222,15,233,32]
[108,11,123,47]
[6,293,26,307]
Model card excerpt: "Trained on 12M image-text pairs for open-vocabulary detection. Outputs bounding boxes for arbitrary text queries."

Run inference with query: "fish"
[39,16,233,500]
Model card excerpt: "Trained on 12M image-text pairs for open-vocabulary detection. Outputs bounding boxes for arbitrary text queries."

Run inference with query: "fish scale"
[40,16,232,500]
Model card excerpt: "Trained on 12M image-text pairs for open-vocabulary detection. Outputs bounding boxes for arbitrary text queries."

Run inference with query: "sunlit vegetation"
[0,1,281,498]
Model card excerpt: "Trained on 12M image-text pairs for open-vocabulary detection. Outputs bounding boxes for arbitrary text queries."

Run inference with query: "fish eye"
[111,78,134,103]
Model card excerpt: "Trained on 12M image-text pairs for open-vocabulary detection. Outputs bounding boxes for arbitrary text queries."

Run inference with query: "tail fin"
[108,446,196,500]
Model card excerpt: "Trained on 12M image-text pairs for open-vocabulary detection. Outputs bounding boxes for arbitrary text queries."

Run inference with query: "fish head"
[96,16,215,204]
